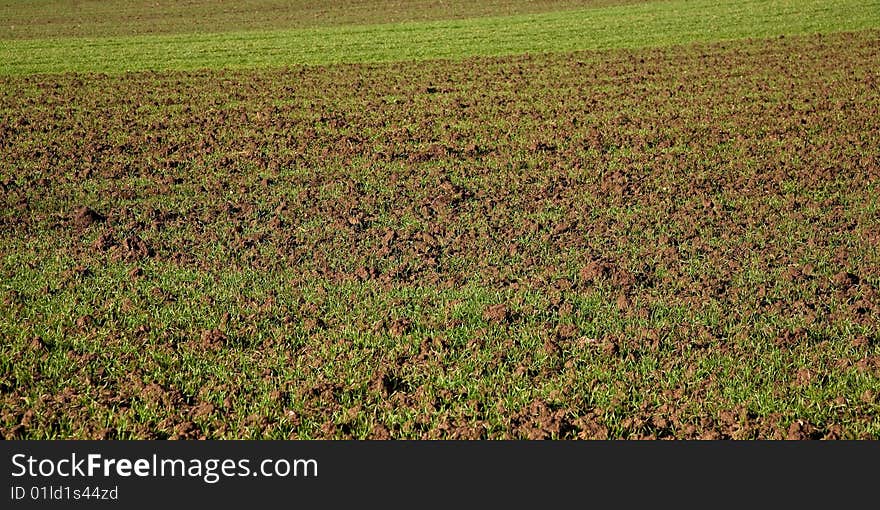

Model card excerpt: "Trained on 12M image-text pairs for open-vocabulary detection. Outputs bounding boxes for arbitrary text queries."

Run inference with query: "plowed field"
[1,8,879,438]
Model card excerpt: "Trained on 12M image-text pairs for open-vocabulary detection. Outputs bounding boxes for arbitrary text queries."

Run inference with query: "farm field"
[1,0,650,39]
[3,0,879,74]
[1,1,879,439]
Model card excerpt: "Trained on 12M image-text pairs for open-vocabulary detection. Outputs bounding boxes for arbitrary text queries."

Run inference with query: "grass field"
[1,0,651,39]
[2,0,879,74]
[1,1,879,439]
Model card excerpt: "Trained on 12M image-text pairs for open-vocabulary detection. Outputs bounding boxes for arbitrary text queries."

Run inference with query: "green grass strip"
[1,0,879,75]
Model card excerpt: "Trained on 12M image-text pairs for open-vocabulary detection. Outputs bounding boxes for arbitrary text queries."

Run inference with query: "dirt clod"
[73,206,105,228]
[483,304,510,324]
[121,235,154,260]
